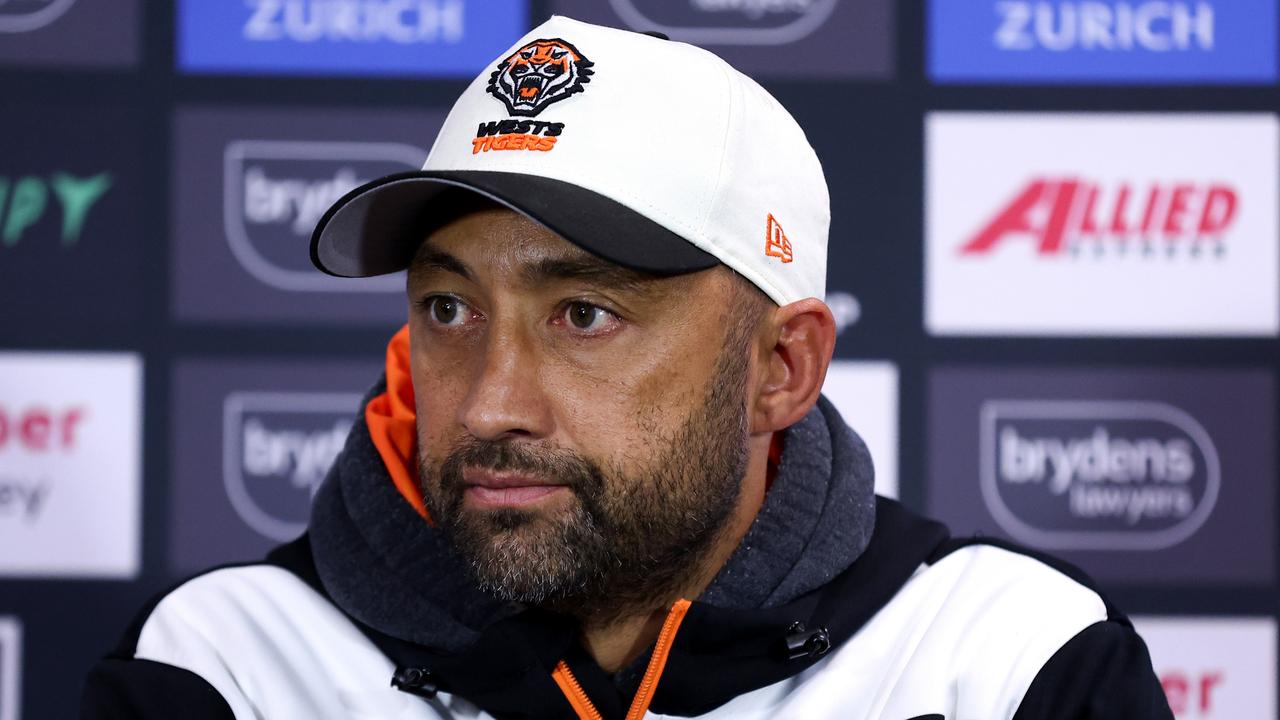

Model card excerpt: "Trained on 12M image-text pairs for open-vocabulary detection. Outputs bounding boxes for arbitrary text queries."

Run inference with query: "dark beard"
[419,334,752,623]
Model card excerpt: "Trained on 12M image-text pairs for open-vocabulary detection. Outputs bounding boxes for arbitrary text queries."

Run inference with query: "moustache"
[437,440,605,497]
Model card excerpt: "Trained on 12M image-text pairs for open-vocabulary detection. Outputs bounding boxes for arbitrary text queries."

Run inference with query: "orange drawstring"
[625,599,692,720]
[552,659,605,720]
[552,599,694,720]
[552,660,605,720]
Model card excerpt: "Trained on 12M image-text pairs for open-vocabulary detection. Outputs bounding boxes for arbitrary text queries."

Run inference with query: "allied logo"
[222,140,424,292]
[981,400,1220,550]
[961,178,1238,258]
[223,391,359,542]
[925,113,1279,336]
[486,38,593,117]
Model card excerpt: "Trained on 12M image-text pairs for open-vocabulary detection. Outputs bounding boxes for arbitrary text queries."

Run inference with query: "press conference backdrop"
[1,1,1277,717]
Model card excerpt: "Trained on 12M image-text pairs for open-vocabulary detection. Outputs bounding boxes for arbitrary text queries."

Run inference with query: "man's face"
[407,206,761,618]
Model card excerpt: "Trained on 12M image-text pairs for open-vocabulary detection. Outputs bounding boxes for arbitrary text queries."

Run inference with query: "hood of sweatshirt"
[301,327,948,718]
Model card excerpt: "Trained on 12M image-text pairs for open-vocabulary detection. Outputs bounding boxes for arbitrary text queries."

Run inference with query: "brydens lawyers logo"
[0,617,18,720]
[223,392,359,542]
[981,400,1220,550]
[961,179,1237,258]
[475,38,592,155]
[0,0,75,33]
[223,140,424,292]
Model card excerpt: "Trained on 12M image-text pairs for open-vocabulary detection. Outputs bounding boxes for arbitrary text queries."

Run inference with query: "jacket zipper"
[552,660,605,720]
[551,599,693,720]
[624,599,692,720]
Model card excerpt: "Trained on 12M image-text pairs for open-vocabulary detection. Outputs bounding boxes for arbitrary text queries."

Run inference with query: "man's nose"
[457,325,553,441]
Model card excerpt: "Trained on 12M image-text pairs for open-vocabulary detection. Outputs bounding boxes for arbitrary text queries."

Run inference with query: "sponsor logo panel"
[0,617,18,720]
[172,107,444,324]
[821,361,899,498]
[223,392,360,542]
[1133,616,1277,718]
[927,368,1274,584]
[177,0,527,77]
[223,140,424,292]
[981,400,1218,550]
[930,0,1277,84]
[0,0,137,68]
[0,353,142,578]
[170,359,379,575]
[925,113,1279,336]
[550,0,893,78]
[0,106,144,335]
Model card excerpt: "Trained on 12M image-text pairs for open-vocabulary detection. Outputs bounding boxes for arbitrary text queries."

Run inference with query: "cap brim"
[310,170,719,278]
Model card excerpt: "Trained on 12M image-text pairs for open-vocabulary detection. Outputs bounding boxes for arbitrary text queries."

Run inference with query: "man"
[83,16,1173,720]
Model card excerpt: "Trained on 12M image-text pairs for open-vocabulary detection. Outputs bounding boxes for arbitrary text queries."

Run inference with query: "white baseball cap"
[311,15,829,306]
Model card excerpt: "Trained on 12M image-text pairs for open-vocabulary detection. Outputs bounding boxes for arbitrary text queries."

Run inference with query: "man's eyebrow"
[522,256,657,294]
[410,249,473,281]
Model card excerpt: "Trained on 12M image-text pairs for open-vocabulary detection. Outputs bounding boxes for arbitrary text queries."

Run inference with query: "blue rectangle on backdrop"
[178,0,528,77]
[930,0,1277,84]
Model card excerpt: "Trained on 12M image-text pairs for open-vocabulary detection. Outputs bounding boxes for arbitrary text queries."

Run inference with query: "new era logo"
[765,213,793,263]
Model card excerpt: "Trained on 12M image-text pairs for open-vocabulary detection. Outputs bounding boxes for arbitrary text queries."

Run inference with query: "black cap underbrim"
[310,170,720,279]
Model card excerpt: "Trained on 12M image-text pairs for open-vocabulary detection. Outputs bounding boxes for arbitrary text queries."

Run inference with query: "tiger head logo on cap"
[486,38,594,117]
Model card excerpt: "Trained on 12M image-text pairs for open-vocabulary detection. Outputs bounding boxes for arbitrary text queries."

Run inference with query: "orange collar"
[365,325,430,521]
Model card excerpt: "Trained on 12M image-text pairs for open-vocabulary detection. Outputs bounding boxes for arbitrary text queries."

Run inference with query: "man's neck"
[580,610,670,674]
[576,441,770,674]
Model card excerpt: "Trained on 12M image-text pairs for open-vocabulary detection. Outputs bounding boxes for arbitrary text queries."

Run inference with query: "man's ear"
[750,298,836,434]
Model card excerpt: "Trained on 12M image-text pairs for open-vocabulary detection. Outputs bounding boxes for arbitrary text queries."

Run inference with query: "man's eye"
[426,296,468,326]
[563,302,614,332]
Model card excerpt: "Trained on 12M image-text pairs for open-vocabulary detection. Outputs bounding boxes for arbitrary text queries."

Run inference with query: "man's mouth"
[462,468,567,508]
